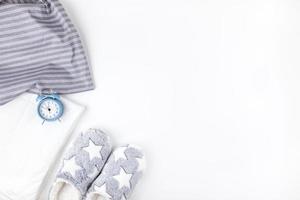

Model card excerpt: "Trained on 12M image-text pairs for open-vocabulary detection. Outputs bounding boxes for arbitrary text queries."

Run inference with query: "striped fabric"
[0,0,94,105]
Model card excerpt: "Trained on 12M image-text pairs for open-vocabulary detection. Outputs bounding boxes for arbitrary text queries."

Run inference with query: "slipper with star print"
[86,145,146,200]
[49,129,112,200]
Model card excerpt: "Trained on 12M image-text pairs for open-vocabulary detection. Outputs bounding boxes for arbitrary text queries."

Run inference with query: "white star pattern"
[94,184,112,199]
[61,157,82,178]
[113,167,132,190]
[83,140,103,160]
[136,157,146,172]
[113,146,128,161]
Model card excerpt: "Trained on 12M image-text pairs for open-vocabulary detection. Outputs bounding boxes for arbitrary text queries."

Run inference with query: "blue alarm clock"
[37,94,64,122]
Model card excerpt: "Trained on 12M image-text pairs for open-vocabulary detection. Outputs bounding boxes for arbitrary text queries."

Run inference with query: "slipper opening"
[49,180,81,200]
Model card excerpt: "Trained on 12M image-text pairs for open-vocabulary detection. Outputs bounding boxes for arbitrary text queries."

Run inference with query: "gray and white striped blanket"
[0,0,94,105]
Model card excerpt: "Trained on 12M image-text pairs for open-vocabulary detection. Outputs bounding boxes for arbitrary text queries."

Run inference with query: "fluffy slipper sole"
[86,145,146,200]
[49,129,112,200]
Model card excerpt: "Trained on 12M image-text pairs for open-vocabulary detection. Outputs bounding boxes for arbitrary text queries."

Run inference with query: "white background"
[55,0,300,199]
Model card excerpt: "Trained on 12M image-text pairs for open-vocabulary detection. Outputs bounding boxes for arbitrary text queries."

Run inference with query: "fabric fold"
[0,93,85,200]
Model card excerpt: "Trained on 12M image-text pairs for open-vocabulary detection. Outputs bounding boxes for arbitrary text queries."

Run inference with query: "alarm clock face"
[38,97,64,121]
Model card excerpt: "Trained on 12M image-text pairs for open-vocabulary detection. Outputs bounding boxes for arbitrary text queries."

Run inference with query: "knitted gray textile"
[0,0,94,105]
[54,129,112,196]
[86,145,146,200]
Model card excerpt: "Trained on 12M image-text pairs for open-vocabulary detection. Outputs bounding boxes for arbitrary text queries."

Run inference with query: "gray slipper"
[49,129,112,200]
[86,145,146,200]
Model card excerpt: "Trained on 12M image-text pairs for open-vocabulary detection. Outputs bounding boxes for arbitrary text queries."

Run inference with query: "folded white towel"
[0,93,85,200]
